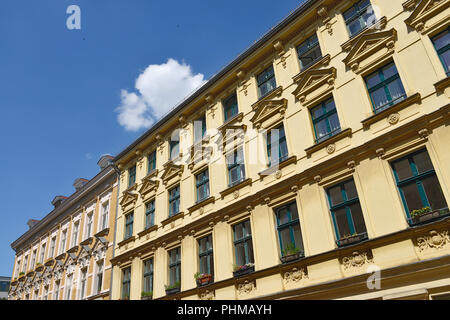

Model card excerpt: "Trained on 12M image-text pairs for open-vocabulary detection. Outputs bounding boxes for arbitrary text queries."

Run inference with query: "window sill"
[137,225,158,238]
[94,228,110,239]
[434,76,450,93]
[280,252,305,264]
[336,233,368,248]
[220,178,252,198]
[165,287,181,296]
[408,208,450,227]
[233,265,255,278]
[117,236,135,248]
[304,128,352,157]
[80,237,94,246]
[292,54,331,82]
[187,196,215,213]
[361,93,421,129]
[254,86,283,104]
[258,155,297,178]
[161,212,184,226]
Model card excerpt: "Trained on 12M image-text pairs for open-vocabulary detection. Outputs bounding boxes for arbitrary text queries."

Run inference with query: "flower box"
[411,209,447,225]
[196,274,213,287]
[140,296,153,300]
[233,265,255,277]
[338,233,367,246]
[280,252,304,264]
[165,287,180,296]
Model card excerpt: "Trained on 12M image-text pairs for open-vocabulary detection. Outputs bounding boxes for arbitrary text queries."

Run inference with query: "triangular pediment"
[405,0,450,32]
[138,177,160,197]
[161,161,184,185]
[342,28,397,72]
[250,99,287,129]
[120,189,138,207]
[292,68,336,105]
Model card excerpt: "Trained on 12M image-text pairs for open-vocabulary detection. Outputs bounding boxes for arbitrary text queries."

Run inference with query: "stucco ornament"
[275,170,282,179]
[342,251,373,270]
[387,113,400,125]
[93,246,107,261]
[237,280,256,295]
[233,190,239,199]
[284,267,308,283]
[199,290,215,300]
[416,230,450,252]
[326,144,336,154]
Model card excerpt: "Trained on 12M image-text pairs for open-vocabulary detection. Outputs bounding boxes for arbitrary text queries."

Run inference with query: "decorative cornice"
[341,17,388,52]
[161,212,185,227]
[434,76,450,93]
[137,225,159,238]
[117,236,135,248]
[219,178,252,199]
[160,161,184,186]
[304,128,352,157]
[404,0,450,34]
[292,67,336,107]
[250,98,288,130]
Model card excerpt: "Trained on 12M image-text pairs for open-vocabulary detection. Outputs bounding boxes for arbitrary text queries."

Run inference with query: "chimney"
[27,219,40,229]
[51,195,67,208]
[97,154,114,170]
[73,178,89,191]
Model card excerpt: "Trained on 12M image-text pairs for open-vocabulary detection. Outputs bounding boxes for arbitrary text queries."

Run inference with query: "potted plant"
[338,232,367,246]
[410,206,442,224]
[194,272,213,286]
[280,243,304,264]
[141,291,153,300]
[165,281,181,295]
[232,263,255,277]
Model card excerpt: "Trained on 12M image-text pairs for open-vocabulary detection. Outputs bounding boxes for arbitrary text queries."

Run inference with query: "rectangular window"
[170,132,180,160]
[194,114,207,143]
[100,202,109,231]
[223,92,239,122]
[198,235,214,276]
[431,28,450,76]
[233,220,254,267]
[121,267,131,299]
[275,202,304,257]
[124,212,134,239]
[80,269,87,299]
[31,250,36,269]
[148,150,157,174]
[65,275,72,300]
[39,244,46,263]
[196,169,210,202]
[365,62,406,113]
[15,261,20,278]
[85,213,93,239]
[145,200,155,229]
[71,222,79,248]
[53,281,60,300]
[266,124,289,166]
[95,261,104,294]
[168,185,180,217]
[143,258,154,293]
[344,0,373,37]
[128,165,136,187]
[310,97,341,143]
[391,149,449,224]
[257,65,277,98]
[326,179,368,246]
[297,34,322,70]
[168,247,181,287]
[22,255,28,272]
[227,147,246,187]
[50,237,56,258]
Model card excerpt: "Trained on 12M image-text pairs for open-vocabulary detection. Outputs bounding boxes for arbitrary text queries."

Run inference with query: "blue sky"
[0,0,303,276]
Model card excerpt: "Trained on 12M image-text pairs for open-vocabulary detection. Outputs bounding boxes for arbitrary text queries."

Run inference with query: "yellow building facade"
[9,156,118,300]
[111,0,450,300]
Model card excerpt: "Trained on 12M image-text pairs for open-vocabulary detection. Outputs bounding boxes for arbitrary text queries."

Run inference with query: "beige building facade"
[9,156,118,300]
[106,0,450,300]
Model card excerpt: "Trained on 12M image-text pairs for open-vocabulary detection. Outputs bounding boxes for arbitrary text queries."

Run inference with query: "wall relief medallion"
[416,230,450,252]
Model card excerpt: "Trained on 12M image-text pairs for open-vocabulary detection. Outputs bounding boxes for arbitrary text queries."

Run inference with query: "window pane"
[440,50,450,72]
[432,30,449,51]
[329,185,344,206]
[344,180,358,200]
[413,150,434,174]
[393,158,413,181]
[334,208,351,238]
[365,72,381,89]
[421,175,448,210]
[292,224,304,250]
[279,229,292,251]
[235,243,246,266]
[370,87,389,110]
[246,239,254,264]
[244,220,252,237]
[349,203,367,234]
[277,208,290,225]
[290,203,299,220]
[382,63,398,79]
[401,183,424,212]
[314,118,329,141]
[328,113,341,133]
[234,223,244,240]
[387,79,406,102]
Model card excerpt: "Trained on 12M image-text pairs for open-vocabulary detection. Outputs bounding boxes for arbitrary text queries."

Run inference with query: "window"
[365,62,406,113]
[100,202,109,231]
[95,261,104,294]
[122,267,131,299]
[266,125,288,166]
[326,179,368,246]
[85,213,93,239]
[344,0,374,37]
[31,250,36,269]
[49,237,56,258]
[169,185,180,217]
[275,202,304,256]
[22,255,28,272]
[297,34,322,70]
[128,165,136,187]
[53,281,60,300]
[124,212,134,239]
[71,222,79,247]
[79,269,87,299]
[391,149,449,224]
[196,169,210,202]
[170,131,180,160]
[257,65,277,98]
[198,235,214,276]
[431,28,450,76]
[194,114,207,143]
[310,97,341,143]
[223,92,239,122]
[65,274,72,300]
[168,247,181,287]
[39,244,46,264]
[15,260,20,278]
[227,147,246,187]
[148,150,157,174]
[145,200,155,229]
[143,258,154,293]
[233,220,254,267]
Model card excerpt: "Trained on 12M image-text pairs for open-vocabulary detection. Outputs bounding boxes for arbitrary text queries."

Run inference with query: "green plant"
[410,206,431,218]
[141,291,153,297]
[281,243,301,256]
[232,263,254,272]
[340,232,358,240]
[194,272,211,280]
[165,281,181,290]
[19,272,25,276]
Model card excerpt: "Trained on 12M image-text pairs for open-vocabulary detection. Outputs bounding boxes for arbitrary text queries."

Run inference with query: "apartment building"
[109,0,450,300]
[9,155,118,300]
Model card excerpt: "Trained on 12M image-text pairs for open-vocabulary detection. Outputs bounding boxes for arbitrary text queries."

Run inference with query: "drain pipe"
[109,164,121,300]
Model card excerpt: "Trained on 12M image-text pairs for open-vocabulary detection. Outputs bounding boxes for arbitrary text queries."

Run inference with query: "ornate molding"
[416,230,450,252]
[199,290,215,300]
[404,0,450,34]
[160,161,184,186]
[341,251,374,270]
[250,98,288,130]
[236,279,256,295]
[292,67,336,108]
[283,267,308,283]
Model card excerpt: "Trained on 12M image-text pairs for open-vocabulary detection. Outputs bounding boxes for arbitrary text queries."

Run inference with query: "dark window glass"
[365,62,406,113]
[198,235,214,276]
[257,65,277,98]
[431,28,450,76]
[143,259,153,293]
[266,125,289,166]
[168,248,181,287]
[124,212,134,239]
[148,151,156,173]
[223,93,238,122]
[170,131,180,160]
[121,267,131,299]
[233,220,254,267]
[227,148,245,187]
[275,202,304,256]
[194,114,207,143]
[297,34,322,70]
[196,169,210,202]
[128,165,136,188]
[344,0,374,37]
[145,200,155,229]
[169,185,180,217]
[310,98,341,143]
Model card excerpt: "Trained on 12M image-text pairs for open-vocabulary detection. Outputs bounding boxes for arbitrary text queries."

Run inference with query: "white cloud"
[116,58,207,131]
